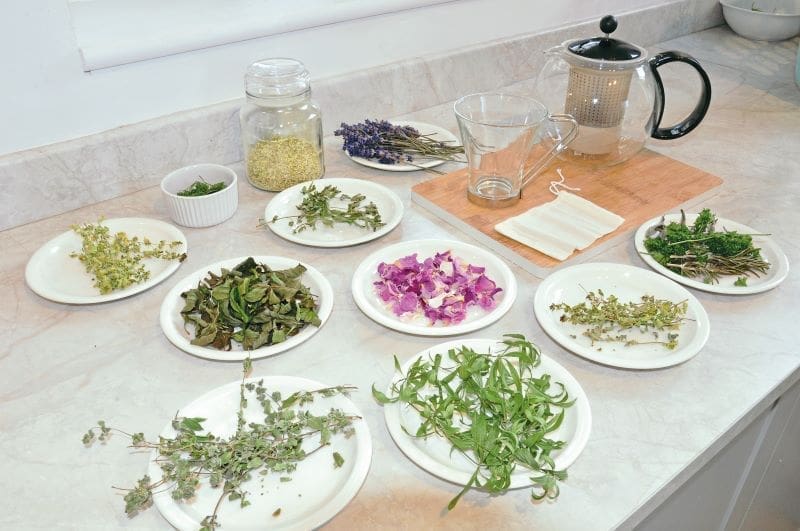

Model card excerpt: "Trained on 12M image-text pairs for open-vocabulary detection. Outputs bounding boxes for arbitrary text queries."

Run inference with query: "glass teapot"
[535,15,711,167]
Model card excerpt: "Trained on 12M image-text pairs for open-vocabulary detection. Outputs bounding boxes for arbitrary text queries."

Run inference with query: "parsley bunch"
[644,209,770,285]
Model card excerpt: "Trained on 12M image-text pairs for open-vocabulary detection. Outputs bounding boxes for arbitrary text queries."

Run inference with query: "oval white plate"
[345,120,461,172]
[383,338,591,488]
[25,217,187,304]
[635,213,790,295]
[150,375,372,531]
[534,263,710,370]
[263,177,404,247]
[351,239,517,336]
[160,256,333,361]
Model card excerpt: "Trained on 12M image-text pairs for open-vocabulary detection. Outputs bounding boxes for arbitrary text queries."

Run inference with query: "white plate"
[263,177,404,247]
[534,263,710,370]
[150,375,372,531]
[345,120,461,172]
[635,213,790,295]
[351,239,517,336]
[25,217,187,304]
[160,256,333,361]
[383,338,591,488]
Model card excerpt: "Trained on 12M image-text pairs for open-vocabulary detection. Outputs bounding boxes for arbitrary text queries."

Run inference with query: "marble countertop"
[2,27,799,530]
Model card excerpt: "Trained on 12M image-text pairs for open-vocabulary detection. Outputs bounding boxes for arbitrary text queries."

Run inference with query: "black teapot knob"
[600,15,617,35]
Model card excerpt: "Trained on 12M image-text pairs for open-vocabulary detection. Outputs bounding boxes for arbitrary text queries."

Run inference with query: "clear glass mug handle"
[520,114,578,191]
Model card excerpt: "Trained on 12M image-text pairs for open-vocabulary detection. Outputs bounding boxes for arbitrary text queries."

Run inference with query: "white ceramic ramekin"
[161,164,238,228]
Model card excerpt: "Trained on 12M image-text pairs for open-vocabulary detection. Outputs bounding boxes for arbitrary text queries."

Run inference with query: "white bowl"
[161,163,238,228]
[720,0,800,41]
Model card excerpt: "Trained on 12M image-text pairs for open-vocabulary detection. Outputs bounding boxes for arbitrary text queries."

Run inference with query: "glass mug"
[454,92,578,207]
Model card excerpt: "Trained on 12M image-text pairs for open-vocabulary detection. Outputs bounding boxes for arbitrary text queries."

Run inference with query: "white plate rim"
[345,120,461,172]
[263,177,404,248]
[383,337,592,488]
[533,262,711,370]
[159,256,333,361]
[24,217,187,304]
[351,239,517,336]
[634,213,790,295]
[149,375,372,531]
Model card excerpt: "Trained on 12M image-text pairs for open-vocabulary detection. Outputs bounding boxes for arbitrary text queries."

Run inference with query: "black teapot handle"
[649,51,712,140]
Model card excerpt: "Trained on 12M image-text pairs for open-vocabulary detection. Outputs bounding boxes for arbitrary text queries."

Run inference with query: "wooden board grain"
[411,148,723,275]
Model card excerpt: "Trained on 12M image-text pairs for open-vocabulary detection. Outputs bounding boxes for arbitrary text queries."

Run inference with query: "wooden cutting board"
[411,148,723,277]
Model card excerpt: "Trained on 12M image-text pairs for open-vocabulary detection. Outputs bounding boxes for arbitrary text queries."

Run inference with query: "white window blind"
[68,0,456,71]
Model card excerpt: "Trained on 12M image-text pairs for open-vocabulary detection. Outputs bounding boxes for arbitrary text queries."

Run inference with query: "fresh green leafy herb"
[643,209,770,284]
[373,334,573,508]
[70,220,186,294]
[268,183,384,234]
[84,361,359,529]
[734,276,748,287]
[177,178,227,197]
[332,451,345,468]
[180,257,321,350]
[550,289,687,350]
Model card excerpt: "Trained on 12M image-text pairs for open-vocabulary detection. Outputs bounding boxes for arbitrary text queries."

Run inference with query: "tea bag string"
[549,168,582,196]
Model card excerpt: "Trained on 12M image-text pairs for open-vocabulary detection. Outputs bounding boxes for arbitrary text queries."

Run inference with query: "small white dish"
[161,163,238,228]
[534,263,710,370]
[720,0,800,41]
[351,239,517,336]
[383,338,591,488]
[345,121,461,172]
[150,375,371,531]
[635,213,790,295]
[263,178,404,247]
[160,256,333,361]
[25,217,187,304]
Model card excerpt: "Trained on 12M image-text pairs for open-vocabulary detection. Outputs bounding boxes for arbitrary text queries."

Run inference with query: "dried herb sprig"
[180,257,321,350]
[335,119,464,167]
[177,178,227,197]
[268,182,384,234]
[644,209,770,284]
[83,360,359,530]
[70,220,186,294]
[373,334,573,509]
[550,289,688,350]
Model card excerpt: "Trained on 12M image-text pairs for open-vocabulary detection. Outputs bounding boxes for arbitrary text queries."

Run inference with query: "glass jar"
[240,58,324,191]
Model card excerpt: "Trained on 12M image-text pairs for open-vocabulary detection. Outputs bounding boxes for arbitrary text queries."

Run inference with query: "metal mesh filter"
[565,67,633,128]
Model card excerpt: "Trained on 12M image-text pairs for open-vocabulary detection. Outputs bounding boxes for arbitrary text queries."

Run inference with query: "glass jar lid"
[566,16,646,66]
[245,58,310,98]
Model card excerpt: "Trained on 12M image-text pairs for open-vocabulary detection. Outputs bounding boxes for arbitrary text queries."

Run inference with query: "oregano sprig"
[84,359,359,530]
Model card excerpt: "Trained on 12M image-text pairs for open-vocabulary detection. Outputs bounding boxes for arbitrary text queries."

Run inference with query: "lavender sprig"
[334,119,464,167]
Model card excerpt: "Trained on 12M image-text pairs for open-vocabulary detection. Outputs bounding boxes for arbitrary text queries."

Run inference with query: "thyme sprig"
[70,220,186,294]
[268,183,384,234]
[550,289,688,350]
[83,360,359,530]
[373,334,573,509]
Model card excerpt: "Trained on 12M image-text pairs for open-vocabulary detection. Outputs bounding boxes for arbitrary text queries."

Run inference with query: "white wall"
[1,0,671,156]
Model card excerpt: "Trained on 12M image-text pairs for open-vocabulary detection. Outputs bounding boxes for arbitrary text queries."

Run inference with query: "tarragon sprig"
[373,334,573,509]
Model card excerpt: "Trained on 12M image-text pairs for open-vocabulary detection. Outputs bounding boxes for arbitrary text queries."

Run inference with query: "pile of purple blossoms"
[334,119,419,164]
[373,251,503,325]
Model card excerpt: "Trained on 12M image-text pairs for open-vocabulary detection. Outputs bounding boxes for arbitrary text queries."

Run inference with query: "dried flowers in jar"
[246,136,323,191]
[240,58,325,191]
